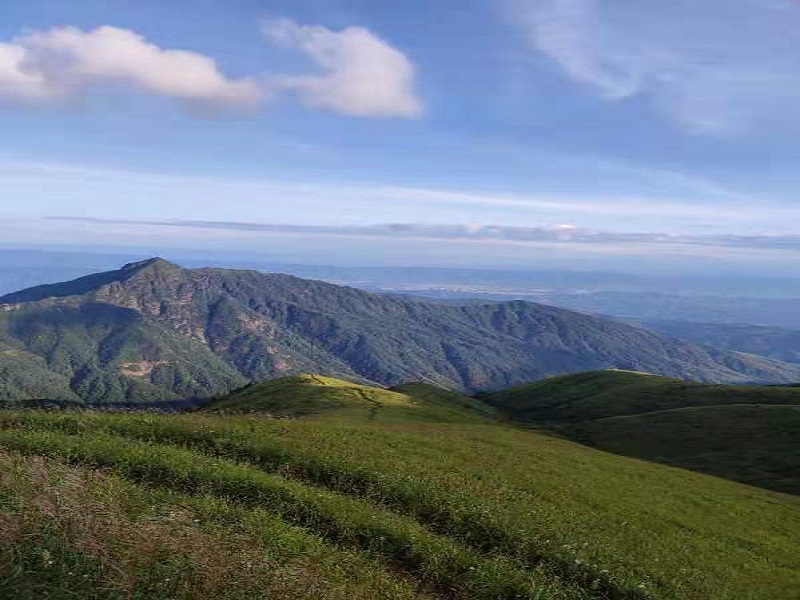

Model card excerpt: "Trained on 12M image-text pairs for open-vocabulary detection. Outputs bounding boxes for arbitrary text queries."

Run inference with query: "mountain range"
[2,258,800,403]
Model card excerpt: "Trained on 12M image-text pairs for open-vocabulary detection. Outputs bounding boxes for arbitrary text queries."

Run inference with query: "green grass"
[562,404,800,494]
[205,374,495,423]
[1,408,798,599]
[0,423,582,600]
[0,451,431,600]
[390,382,498,418]
[479,370,800,495]
[479,370,800,423]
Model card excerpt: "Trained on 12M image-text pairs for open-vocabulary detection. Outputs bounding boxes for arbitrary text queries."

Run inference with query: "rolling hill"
[479,370,800,422]
[1,391,798,599]
[480,370,800,494]
[205,374,493,423]
[2,258,800,404]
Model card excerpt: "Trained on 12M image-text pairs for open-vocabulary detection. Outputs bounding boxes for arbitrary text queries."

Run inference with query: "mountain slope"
[563,404,800,494]
[481,370,800,494]
[0,346,79,402]
[390,381,498,418]
[2,258,800,403]
[0,299,247,403]
[480,370,800,422]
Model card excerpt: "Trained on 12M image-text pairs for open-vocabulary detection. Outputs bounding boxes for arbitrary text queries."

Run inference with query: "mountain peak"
[0,258,184,304]
[121,257,181,273]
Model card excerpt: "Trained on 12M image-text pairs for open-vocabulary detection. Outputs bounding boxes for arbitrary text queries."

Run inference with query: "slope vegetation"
[206,375,492,423]
[480,370,800,422]
[2,258,800,403]
[481,370,800,493]
[564,404,800,494]
[0,405,797,599]
[0,451,428,600]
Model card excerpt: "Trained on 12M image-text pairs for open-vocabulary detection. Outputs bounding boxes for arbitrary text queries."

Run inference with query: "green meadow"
[0,374,798,599]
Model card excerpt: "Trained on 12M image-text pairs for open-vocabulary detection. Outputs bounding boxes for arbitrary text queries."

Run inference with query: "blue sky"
[2,0,800,273]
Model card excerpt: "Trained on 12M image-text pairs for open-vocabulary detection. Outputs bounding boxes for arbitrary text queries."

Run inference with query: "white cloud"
[512,0,639,99]
[7,159,794,234]
[0,21,424,118]
[262,18,423,118]
[510,0,800,134]
[0,43,52,100]
[46,216,800,256]
[0,26,262,108]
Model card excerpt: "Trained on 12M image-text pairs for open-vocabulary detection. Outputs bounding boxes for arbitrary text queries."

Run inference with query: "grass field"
[480,370,800,423]
[1,400,798,599]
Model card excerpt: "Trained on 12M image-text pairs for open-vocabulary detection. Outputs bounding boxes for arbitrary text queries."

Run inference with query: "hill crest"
[480,369,800,422]
[205,374,492,423]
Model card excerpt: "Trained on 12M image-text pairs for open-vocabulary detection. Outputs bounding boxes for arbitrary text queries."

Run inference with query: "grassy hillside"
[481,370,800,494]
[205,375,493,423]
[0,451,429,600]
[563,404,800,494]
[390,382,498,417]
[480,370,800,422]
[0,407,798,599]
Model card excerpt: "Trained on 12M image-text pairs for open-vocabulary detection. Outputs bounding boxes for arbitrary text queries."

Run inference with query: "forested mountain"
[634,319,800,364]
[2,258,799,403]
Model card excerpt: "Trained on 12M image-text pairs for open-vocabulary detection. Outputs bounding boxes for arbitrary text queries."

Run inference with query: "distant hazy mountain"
[633,320,800,364]
[2,258,799,403]
[404,288,800,329]
[536,291,800,330]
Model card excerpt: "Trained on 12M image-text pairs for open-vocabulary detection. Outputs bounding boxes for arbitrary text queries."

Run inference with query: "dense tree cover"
[2,258,799,403]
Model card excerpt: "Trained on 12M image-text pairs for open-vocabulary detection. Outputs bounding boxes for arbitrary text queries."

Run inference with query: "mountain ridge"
[2,258,800,403]
[0,257,179,304]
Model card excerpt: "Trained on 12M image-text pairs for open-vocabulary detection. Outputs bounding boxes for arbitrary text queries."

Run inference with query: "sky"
[1,0,800,274]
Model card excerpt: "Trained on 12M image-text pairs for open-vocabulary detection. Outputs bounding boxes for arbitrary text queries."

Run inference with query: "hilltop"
[481,370,800,494]
[479,369,800,422]
[205,374,493,423]
[2,259,800,404]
